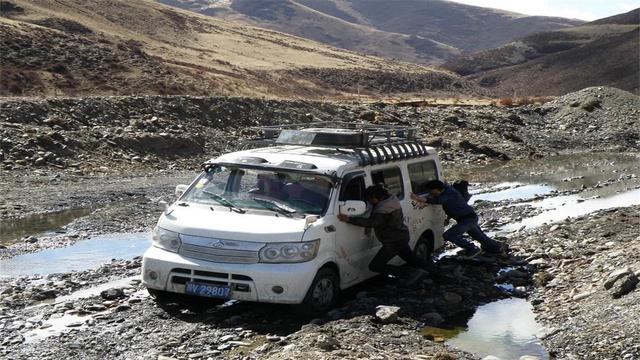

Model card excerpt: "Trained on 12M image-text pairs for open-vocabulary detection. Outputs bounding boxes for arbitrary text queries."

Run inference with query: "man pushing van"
[338,184,435,285]
[410,180,505,258]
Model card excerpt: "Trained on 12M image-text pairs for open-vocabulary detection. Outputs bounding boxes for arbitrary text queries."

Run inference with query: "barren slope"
[0,0,471,98]
[444,9,640,96]
[157,0,581,64]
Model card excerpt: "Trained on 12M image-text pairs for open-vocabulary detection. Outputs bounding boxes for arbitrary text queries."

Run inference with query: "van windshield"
[181,166,333,215]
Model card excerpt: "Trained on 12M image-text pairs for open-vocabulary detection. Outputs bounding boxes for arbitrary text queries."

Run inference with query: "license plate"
[185,282,231,299]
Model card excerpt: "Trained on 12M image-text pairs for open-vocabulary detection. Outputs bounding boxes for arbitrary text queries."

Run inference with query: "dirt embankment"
[0,86,637,175]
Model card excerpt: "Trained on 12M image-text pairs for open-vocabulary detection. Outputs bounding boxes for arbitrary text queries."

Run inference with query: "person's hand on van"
[410,192,425,203]
[337,213,349,222]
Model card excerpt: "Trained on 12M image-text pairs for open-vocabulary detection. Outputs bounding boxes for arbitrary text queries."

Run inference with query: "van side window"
[340,175,365,201]
[371,167,404,199]
[408,160,438,194]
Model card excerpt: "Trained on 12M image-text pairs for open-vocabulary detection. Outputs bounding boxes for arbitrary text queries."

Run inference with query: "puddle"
[428,298,548,360]
[472,184,556,203]
[502,188,640,232]
[23,313,93,344]
[0,207,97,245]
[0,233,150,278]
[447,153,640,194]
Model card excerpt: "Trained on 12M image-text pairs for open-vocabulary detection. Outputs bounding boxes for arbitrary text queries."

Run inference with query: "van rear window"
[408,161,438,194]
[371,167,404,199]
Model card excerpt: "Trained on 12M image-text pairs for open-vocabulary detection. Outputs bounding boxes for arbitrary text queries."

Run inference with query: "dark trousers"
[369,242,435,277]
[443,215,501,252]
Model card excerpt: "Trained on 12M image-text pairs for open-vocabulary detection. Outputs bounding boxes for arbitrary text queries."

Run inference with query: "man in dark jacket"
[410,180,505,258]
[338,184,435,284]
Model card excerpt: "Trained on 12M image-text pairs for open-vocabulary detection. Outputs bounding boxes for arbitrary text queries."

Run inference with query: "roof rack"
[241,121,432,167]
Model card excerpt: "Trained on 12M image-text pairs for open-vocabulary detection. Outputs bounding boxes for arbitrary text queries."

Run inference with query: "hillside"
[443,8,640,96]
[157,0,581,64]
[0,0,472,98]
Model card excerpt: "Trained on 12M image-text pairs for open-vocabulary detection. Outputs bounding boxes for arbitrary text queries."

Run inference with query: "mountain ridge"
[157,0,582,64]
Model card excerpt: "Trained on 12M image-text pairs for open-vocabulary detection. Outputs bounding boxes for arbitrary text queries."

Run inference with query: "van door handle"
[324,225,336,233]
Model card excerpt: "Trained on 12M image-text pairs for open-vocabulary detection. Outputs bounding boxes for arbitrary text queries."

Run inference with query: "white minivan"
[142,123,445,312]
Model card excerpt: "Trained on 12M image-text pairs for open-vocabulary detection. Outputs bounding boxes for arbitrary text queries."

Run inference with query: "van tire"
[414,234,434,262]
[299,267,340,314]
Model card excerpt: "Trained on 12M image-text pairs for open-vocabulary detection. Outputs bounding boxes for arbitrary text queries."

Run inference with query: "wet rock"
[421,312,444,326]
[375,305,400,324]
[100,288,125,300]
[443,292,462,305]
[24,236,38,244]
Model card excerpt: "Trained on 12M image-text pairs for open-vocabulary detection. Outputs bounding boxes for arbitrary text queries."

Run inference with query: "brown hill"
[443,9,640,96]
[0,0,472,98]
[158,0,581,64]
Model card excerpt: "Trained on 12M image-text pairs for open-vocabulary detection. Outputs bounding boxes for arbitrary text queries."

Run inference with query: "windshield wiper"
[252,198,297,218]
[202,190,246,214]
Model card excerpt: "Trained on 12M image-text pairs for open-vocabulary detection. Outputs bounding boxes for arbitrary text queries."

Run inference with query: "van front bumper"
[141,246,318,304]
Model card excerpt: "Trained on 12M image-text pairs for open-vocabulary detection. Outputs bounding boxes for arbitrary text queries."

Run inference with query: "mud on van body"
[142,123,446,312]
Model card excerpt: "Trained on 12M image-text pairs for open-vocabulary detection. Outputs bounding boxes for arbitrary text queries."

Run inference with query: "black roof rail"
[241,121,433,167]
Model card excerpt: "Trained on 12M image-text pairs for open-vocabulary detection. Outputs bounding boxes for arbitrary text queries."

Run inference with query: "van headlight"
[152,226,181,253]
[259,239,320,263]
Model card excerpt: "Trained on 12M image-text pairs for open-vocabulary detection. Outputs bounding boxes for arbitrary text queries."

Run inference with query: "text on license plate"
[185,282,231,299]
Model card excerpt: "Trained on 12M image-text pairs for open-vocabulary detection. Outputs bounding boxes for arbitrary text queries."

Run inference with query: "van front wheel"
[415,235,434,262]
[300,267,339,314]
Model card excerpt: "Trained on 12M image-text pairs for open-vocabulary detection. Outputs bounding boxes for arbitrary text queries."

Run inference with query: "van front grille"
[178,243,260,264]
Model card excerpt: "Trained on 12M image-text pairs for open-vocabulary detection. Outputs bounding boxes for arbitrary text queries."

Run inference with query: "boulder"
[607,273,638,299]
[100,288,125,300]
[375,305,400,324]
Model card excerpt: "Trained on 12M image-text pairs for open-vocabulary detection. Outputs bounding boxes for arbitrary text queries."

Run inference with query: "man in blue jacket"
[410,180,505,258]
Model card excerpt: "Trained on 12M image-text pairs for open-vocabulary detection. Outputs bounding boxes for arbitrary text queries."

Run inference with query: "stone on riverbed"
[375,305,400,324]
[603,268,638,298]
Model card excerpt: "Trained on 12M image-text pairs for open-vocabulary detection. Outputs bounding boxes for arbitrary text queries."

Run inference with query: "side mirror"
[339,200,367,217]
[175,184,188,198]
[158,200,168,213]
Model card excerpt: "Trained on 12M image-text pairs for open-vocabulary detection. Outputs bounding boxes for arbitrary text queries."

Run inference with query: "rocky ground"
[1,87,639,359]
[509,206,640,360]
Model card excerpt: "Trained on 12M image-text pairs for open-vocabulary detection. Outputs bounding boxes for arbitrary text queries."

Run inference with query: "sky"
[451,0,639,21]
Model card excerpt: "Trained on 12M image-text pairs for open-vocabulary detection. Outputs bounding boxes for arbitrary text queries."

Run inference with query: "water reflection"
[446,298,548,359]
[502,188,640,232]
[472,184,555,203]
[0,233,150,278]
[0,207,97,245]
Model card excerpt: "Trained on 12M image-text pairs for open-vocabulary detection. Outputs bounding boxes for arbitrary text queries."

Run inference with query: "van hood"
[158,205,307,243]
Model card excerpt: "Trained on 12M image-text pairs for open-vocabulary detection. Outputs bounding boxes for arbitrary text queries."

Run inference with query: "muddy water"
[442,298,548,359]
[0,207,97,245]
[471,183,556,203]
[0,233,150,278]
[502,188,640,232]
